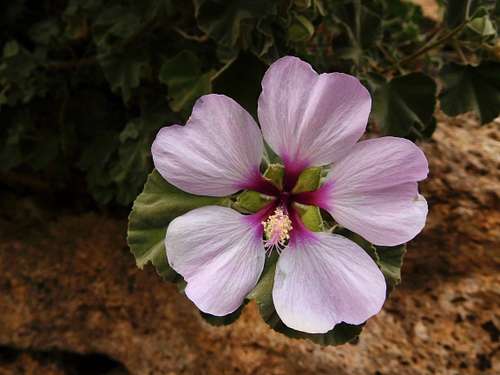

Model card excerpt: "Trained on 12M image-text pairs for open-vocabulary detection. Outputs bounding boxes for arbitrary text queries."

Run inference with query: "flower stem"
[210,57,237,82]
[452,38,468,64]
[397,21,470,67]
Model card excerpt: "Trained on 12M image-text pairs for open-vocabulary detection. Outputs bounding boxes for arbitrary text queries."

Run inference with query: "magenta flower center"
[248,165,322,249]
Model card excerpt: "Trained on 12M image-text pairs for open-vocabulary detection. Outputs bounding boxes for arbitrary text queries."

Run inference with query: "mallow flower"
[151,56,428,334]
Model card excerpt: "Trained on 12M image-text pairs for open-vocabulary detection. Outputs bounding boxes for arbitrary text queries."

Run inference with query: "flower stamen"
[262,207,293,255]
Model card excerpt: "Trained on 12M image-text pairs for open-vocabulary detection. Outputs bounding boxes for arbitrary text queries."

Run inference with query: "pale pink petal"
[273,233,386,333]
[165,206,265,316]
[324,137,429,246]
[152,94,264,197]
[257,56,371,168]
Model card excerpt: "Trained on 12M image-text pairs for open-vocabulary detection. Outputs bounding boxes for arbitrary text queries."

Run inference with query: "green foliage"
[128,169,230,279]
[372,73,437,138]
[159,50,212,114]
[439,62,500,124]
[0,0,499,206]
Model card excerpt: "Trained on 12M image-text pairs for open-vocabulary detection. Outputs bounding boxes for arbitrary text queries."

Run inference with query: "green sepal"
[292,167,322,193]
[248,252,363,346]
[293,203,323,232]
[263,164,284,190]
[232,163,284,214]
[127,169,230,281]
[233,190,274,213]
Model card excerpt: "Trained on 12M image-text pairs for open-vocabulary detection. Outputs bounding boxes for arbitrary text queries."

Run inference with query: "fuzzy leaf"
[127,169,229,280]
[444,0,497,28]
[375,245,407,290]
[288,13,315,42]
[159,50,212,114]
[111,111,169,205]
[331,2,382,64]
[439,62,500,124]
[372,73,437,138]
[193,0,278,47]
[467,15,496,37]
[99,51,149,103]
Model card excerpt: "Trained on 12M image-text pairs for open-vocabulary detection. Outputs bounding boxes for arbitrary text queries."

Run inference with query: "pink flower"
[152,56,428,334]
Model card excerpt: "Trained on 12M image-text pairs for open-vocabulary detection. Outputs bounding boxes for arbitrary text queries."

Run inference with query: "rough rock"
[0,114,499,374]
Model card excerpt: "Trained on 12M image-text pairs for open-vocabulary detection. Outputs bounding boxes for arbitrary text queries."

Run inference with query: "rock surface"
[1,113,498,375]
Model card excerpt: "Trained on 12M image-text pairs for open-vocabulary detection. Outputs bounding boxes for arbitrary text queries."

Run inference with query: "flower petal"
[257,56,371,168]
[165,206,265,316]
[324,137,429,246]
[273,233,386,333]
[152,94,264,197]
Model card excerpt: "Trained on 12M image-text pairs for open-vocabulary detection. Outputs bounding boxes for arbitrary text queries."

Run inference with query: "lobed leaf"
[372,73,437,138]
[127,169,230,280]
[439,62,500,124]
[159,50,212,115]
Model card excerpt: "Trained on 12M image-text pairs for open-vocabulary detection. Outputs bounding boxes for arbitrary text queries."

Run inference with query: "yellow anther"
[262,208,293,253]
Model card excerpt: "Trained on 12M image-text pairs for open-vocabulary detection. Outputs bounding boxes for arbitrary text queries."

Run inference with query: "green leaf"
[331,2,382,64]
[292,167,322,193]
[127,169,229,280]
[93,5,142,48]
[0,111,33,170]
[439,62,500,124]
[99,50,149,103]
[372,73,437,138]
[28,19,61,45]
[375,245,406,290]
[288,13,315,42]
[193,0,278,47]
[467,15,496,37]
[444,0,497,28]
[110,109,171,205]
[444,0,472,27]
[294,0,312,9]
[159,50,212,114]
[3,40,19,57]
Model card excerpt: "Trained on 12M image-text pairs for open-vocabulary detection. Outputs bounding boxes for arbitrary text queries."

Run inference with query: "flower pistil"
[262,207,293,254]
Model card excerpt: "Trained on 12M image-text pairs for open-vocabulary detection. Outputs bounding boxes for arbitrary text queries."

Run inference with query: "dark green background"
[1,0,498,206]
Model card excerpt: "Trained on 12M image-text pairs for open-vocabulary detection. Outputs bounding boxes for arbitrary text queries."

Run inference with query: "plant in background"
[129,56,428,343]
[0,0,498,206]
